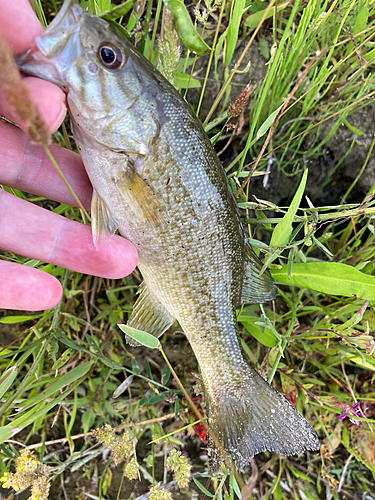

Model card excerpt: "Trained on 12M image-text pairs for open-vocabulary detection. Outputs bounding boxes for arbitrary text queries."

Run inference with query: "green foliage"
[224,0,246,67]
[245,0,292,29]
[271,263,375,299]
[238,310,278,347]
[1,0,375,499]
[270,169,308,248]
[164,0,211,55]
[118,324,161,348]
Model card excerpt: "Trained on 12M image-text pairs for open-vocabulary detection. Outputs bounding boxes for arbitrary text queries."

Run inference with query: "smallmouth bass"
[18,0,320,472]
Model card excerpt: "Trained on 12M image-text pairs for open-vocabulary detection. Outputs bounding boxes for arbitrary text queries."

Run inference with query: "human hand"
[0,0,138,312]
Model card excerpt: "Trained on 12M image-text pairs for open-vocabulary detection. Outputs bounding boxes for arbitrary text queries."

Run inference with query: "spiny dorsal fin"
[115,167,169,228]
[91,189,119,247]
[241,244,278,304]
[126,282,176,347]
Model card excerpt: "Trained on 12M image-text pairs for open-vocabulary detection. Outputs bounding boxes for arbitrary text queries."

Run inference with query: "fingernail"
[49,101,67,133]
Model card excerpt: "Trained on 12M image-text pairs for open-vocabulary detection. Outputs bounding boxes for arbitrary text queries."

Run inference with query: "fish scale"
[18,0,320,473]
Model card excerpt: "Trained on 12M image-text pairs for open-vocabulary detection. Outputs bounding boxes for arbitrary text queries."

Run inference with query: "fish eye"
[98,43,124,69]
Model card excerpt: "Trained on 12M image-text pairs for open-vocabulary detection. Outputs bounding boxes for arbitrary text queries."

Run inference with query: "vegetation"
[1,0,375,499]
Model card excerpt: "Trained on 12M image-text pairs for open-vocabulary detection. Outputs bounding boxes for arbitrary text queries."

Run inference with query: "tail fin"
[206,365,320,473]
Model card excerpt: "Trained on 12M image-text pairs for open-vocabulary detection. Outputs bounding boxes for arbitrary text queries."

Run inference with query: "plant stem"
[43,146,91,223]
[158,345,247,492]
[202,0,276,127]
[268,289,296,384]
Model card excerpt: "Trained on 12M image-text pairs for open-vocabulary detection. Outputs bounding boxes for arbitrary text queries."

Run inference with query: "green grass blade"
[193,477,215,497]
[0,377,90,442]
[270,169,308,247]
[0,314,43,324]
[224,0,246,68]
[0,365,18,400]
[19,362,93,412]
[255,104,284,140]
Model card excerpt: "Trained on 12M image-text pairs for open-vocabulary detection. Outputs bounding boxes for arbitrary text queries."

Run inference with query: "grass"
[1,0,375,499]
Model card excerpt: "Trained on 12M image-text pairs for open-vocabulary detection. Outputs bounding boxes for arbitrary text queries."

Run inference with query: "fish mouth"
[16,0,83,90]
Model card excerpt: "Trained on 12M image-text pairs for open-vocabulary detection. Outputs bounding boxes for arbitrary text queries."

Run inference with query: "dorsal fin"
[241,245,277,304]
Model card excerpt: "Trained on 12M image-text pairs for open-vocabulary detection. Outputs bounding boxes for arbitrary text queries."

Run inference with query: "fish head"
[18,0,160,155]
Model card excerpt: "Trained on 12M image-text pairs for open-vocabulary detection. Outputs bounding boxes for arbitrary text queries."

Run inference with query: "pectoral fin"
[115,167,169,228]
[91,189,119,246]
[126,282,176,347]
[241,245,277,304]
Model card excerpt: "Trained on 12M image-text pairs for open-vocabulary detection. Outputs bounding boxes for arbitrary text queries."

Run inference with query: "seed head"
[0,36,51,146]
[166,449,191,489]
[227,85,251,119]
[157,11,180,85]
[92,425,136,467]
[149,483,173,500]
[124,457,139,480]
[92,424,115,447]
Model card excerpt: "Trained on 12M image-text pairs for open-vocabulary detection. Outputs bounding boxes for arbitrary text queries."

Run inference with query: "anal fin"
[126,282,175,347]
[241,245,277,304]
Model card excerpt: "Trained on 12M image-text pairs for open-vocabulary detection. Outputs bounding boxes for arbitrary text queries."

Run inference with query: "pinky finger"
[0,261,62,311]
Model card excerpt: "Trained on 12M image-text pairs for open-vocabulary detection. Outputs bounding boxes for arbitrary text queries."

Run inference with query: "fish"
[17,0,320,472]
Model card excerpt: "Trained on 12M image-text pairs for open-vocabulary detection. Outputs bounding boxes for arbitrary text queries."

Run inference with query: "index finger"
[0,121,92,210]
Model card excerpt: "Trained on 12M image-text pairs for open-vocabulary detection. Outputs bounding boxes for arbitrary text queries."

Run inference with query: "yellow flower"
[0,471,19,491]
[0,472,11,488]
[1,450,49,497]
[16,450,38,472]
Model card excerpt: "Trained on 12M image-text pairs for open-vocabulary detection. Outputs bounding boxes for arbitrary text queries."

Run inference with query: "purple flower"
[336,401,363,428]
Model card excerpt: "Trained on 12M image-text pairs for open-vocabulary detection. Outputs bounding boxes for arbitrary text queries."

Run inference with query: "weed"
[1,1,375,499]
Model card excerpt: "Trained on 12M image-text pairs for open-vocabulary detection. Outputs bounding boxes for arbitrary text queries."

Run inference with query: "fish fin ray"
[126,282,176,347]
[241,244,277,304]
[206,365,320,473]
[115,165,169,228]
[91,189,119,247]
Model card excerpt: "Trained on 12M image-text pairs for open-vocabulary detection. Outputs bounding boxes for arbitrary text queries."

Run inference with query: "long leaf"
[0,314,43,324]
[270,169,308,247]
[238,313,277,347]
[255,103,284,139]
[193,477,214,497]
[245,0,293,28]
[19,362,92,412]
[118,324,160,349]
[224,0,246,67]
[271,262,375,299]
[0,365,18,399]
